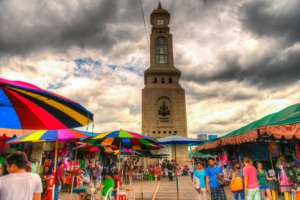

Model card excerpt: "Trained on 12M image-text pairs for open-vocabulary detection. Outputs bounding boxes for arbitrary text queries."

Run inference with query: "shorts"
[247,188,261,200]
[259,185,269,190]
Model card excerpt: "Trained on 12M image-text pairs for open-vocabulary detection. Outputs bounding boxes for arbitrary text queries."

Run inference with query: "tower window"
[155,37,168,64]
[161,77,165,84]
[169,77,172,83]
[153,77,158,83]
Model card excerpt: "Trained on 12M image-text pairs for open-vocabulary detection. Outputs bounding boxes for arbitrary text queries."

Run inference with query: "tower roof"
[151,2,170,17]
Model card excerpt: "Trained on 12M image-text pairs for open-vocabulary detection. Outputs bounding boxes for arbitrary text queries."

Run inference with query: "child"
[194,162,208,200]
[101,175,115,199]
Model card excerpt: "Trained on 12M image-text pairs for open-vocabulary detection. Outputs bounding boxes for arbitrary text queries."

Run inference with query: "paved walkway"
[61,176,233,200]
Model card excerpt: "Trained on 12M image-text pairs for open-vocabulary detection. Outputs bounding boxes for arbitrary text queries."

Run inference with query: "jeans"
[234,190,245,200]
[54,184,61,200]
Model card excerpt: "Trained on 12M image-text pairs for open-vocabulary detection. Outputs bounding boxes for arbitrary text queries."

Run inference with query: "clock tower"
[142,3,188,163]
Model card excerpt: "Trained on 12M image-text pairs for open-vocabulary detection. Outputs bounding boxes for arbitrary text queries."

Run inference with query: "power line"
[138,0,150,46]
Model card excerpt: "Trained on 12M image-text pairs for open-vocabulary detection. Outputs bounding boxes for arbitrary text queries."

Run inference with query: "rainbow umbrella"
[89,130,160,150]
[89,130,160,197]
[0,78,93,130]
[7,129,97,171]
[7,129,97,143]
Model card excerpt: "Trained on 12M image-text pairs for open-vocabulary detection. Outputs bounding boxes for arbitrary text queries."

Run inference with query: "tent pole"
[175,144,179,200]
[141,157,144,200]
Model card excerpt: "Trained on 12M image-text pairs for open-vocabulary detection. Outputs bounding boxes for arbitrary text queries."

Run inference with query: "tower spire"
[158,1,162,9]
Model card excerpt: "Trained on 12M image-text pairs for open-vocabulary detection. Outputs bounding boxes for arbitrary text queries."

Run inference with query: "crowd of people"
[1,150,300,200]
[0,151,128,200]
[192,156,300,200]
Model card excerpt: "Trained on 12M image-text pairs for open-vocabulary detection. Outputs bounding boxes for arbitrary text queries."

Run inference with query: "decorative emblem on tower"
[159,101,170,117]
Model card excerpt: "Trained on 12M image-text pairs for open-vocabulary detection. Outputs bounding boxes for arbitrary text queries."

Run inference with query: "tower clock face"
[157,19,164,25]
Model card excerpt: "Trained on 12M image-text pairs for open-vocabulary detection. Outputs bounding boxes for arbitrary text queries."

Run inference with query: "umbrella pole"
[117,141,121,198]
[70,143,78,200]
[141,157,144,200]
[53,140,59,200]
[175,144,179,200]
[54,140,59,173]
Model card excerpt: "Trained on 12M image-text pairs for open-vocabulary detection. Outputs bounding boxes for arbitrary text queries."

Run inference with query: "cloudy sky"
[1,0,300,136]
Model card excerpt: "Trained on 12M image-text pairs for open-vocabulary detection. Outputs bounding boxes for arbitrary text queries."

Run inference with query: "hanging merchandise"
[218,151,229,166]
[269,139,280,158]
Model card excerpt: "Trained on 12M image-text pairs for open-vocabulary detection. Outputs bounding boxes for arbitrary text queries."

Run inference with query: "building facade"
[142,3,188,163]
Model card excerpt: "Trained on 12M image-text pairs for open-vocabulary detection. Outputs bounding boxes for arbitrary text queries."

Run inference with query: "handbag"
[193,178,201,193]
[230,177,243,192]
[193,177,200,189]
[217,175,226,187]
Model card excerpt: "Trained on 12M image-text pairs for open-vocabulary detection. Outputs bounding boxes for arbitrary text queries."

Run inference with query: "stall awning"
[197,103,300,150]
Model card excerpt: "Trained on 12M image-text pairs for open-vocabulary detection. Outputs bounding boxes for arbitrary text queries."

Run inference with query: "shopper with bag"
[230,162,244,200]
[194,162,208,199]
[206,158,227,200]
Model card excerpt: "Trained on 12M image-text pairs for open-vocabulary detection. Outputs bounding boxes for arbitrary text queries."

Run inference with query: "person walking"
[194,162,208,200]
[257,162,272,200]
[167,160,174,181]
[206,158,227,200]
[230,162,244,200]
[0,151,43,200]
[243,157,261,200]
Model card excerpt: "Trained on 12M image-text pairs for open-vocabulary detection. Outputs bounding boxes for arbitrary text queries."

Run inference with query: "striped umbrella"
[89,130,160,197]
[6,129,97,199]
[0,78,93,130]
[89,130,160,150]
[7,129,97,143]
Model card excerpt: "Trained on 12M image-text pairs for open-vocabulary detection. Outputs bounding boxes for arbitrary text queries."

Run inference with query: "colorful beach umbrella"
[89,130,160,150]
[0,78,93,130]
[7,129,97,143]
[89,130,160,197]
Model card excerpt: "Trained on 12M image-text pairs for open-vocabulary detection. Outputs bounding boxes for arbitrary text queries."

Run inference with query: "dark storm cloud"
[181,0,300,88]
[183,46,300,88]
[0,0,144,56]
[240,0,300,44]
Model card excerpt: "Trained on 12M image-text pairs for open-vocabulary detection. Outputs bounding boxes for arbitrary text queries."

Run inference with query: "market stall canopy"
[0,78,93,129]
[158,135,202,145]
[197,103,300,150]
